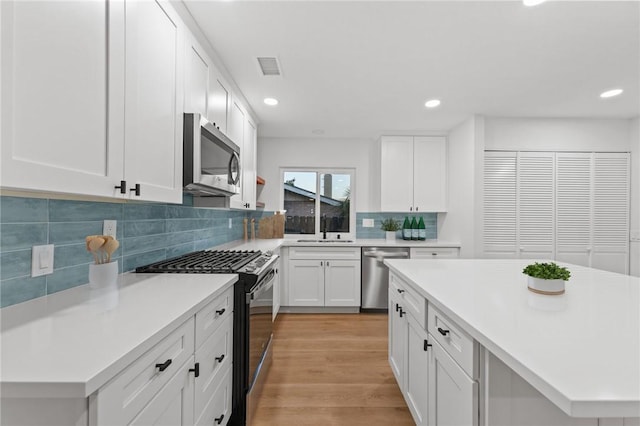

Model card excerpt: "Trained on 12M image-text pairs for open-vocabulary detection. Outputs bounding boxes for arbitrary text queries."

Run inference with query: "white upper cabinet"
[208,71,230,135]
[380,136,447,212]
[185,36,210,118]
[229,100,257,210]
[1,0,184,203]
[1,0,124,197]
[124,0,184,204]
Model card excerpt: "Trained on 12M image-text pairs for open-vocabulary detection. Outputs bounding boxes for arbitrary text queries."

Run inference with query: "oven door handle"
[247,269,275,303]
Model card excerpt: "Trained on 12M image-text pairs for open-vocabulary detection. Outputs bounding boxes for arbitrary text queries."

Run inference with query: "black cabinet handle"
[424,339,432,351]
[397,289,405,294]
[399,309,405,318]
[189,362,200,378]
[115,180,127,194]
[438,327,450,336]
[216,308,226,316]
[214,414,225,424]
[155,359,172,372]
[130,183,141,196]
[395,303,400,312]
[215,354,225,363]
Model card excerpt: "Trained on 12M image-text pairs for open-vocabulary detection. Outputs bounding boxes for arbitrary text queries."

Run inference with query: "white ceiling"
[184,0,640,139]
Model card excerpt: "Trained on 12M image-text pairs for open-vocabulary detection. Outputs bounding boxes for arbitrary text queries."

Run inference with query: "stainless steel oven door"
[246,269,274,426]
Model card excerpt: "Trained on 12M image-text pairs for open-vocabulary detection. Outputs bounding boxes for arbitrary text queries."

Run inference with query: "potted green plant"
[522,262,571,295]
[380,218,401,241]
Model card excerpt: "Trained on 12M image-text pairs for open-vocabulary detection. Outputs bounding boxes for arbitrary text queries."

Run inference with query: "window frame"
[280,167,356,240]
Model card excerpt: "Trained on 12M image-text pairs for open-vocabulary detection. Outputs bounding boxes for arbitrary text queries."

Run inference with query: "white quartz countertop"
[384,259,640,418]
[0,273,237,398]
[222,238,460,250]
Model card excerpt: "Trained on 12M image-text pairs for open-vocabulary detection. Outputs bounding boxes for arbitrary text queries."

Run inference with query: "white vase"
[385,231,396,241]
[527,276,565,295]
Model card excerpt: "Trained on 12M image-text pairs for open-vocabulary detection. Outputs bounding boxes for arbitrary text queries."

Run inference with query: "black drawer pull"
[215,354,225,363]
[399,309,405,318]
[397,288,405,294]
[438,327,450,336]
[189,362,200,377]
[424,339,432,351]
[216,308,226,316]
[130,183,141,196]
[115,180,127,194]
[215,414,225,424]
[155,359,172,372]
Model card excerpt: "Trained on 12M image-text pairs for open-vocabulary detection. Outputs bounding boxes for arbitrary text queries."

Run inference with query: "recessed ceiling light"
[424,99,441,108]
[600,89,623,99]
[263,97,279,106]
[523,0,546,6]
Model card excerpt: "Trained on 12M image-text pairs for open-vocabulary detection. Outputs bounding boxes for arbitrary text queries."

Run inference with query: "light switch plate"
[32,244,54,277]
[362,218,374,228]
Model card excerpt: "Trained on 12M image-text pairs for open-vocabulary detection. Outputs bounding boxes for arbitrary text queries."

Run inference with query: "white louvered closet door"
[517,152,555,260]
[592,153,630,274]
[483,152,518,258]
[555,153,592,268]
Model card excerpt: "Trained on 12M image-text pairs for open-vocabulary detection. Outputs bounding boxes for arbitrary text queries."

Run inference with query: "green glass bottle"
[402,217,411,240]
[418,216,426,241]
[410,216,418,240]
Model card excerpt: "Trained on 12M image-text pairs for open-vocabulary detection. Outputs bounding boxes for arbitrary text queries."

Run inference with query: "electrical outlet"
[362,218,374,228]
[103,220,117,238]
[31,244,54,277]
[229,218,233,229]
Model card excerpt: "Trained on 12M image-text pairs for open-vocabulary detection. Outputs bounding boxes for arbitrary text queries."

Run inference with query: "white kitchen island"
[385,258,640,425]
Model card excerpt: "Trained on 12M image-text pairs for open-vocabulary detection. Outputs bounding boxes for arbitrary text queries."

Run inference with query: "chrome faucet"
[322,214,327,239]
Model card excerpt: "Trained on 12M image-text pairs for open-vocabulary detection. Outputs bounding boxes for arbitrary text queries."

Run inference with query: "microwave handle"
[228,152,241,185]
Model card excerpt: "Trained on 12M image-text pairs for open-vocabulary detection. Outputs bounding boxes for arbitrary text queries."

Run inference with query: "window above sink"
[281,168,355,240]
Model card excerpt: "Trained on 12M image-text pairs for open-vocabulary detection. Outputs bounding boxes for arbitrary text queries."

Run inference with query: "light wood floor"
[251,313,415,426]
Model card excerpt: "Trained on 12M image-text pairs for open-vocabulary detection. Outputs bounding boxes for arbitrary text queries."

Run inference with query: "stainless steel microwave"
[183,113,240,196]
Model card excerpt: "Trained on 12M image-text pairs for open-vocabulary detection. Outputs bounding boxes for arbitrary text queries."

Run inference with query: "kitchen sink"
[296,239,354,243]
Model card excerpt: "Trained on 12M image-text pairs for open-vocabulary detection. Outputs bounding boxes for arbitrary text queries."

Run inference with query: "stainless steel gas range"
[136,249,277,426]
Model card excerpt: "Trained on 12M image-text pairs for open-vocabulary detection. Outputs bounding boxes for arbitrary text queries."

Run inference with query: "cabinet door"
[592,153,630,274]
[123,0,184,204]
[406,314,430,426]
[288,260,324,306]
[129,359,195,426]
[428,338,478,426]
[413,136,447,212]
[208,70,230,135]
[185,35,210,117]
[483,152,518,258]
[556,153,592,267]
[517,152,555,260]
[324,260,361,307]
[229,100,246,210]
[1,0,125,197]
[388,291,407,389]
[242,118,257,210]
[381,136,414,212]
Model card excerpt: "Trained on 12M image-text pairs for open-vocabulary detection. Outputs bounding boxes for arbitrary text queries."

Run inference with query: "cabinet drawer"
[195,368,232,426]
[428,305,478,378]
[390,272,427,329]
[288,246,361,260]
[410,247,459,259]
[95,317,195,425]
[195,314,233,419]
[195,286,233,349]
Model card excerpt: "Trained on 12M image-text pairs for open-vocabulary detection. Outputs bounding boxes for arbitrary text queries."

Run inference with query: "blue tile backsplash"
[355,212,437,240]
[0,195,438,308]
[0,195,247,308]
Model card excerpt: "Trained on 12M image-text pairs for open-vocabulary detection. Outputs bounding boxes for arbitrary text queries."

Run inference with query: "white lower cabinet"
[286,247,361,307]
[389,271,478,426]
[428,337,478,426]
[91,288,233,426]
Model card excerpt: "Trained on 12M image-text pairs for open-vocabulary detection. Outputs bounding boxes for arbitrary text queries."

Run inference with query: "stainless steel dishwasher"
[361,247,410,311]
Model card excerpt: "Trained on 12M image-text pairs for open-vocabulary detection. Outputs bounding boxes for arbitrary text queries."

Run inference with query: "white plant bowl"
[385,231,396,241]
[527,276,565,295]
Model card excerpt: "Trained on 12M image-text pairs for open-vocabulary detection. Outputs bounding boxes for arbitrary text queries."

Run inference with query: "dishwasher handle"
[363,251,410,259]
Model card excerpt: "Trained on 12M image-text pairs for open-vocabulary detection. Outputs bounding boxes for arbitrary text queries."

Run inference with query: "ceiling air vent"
[257,57,282,76]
